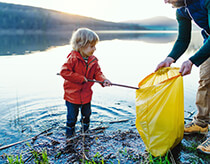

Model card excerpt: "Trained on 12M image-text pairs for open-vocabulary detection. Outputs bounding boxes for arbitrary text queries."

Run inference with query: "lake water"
[0,31,203,159]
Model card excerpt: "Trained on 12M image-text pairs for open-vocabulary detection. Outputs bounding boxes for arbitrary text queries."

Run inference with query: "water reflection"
[0,34,69,55]
[0,31,178,56]
[97,30,177,43]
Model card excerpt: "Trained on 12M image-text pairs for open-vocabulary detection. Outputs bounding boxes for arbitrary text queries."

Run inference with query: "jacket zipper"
[80,61,88,104]
[85,58,97,77]
[80,58,96,104]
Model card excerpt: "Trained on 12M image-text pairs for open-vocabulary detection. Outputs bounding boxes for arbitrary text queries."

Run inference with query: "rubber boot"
[66,126,75,137]
[82,123,89,132]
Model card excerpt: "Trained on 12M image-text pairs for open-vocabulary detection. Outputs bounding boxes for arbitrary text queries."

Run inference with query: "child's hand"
[103,79,111,87]
[83,77,88,83]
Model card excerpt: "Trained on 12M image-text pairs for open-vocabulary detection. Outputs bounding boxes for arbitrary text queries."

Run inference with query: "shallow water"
[0,31,204,162]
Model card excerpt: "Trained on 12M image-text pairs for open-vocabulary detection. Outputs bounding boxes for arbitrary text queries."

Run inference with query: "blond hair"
[70,28,99,51]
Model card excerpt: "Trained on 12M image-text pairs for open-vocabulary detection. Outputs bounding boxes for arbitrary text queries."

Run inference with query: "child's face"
[80,43,96,58]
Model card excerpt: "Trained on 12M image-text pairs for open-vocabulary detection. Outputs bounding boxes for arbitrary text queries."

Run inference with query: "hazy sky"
[0,0,176,22]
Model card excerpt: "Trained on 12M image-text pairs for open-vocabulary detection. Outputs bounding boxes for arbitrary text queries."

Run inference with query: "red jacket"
[60,51,106,104]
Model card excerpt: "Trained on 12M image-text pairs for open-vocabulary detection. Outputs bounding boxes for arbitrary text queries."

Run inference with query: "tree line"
[0,2,144,32]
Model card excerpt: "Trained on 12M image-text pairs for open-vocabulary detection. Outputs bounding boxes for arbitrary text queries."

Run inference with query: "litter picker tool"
[88,79,139,90]
[56,73,139,90]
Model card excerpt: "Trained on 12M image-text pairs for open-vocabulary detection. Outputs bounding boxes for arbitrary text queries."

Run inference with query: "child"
[60,28,111,137]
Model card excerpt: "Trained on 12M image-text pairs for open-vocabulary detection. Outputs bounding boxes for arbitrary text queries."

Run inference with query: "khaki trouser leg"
[194,57,210,127]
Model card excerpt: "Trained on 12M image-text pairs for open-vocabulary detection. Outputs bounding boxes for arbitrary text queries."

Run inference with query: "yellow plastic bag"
[135,67,184,157]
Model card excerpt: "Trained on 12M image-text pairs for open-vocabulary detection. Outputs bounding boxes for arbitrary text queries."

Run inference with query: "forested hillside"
[0,2,145,33]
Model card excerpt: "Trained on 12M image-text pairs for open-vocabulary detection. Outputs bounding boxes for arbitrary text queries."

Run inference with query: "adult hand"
[155,57,175,72]
[179,60,193,76]
[103,79,111,87]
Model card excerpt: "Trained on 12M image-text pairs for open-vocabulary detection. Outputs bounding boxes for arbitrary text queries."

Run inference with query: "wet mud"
[0,121,209,164]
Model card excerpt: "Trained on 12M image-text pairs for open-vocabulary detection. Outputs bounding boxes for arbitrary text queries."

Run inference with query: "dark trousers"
[66,101,91,128]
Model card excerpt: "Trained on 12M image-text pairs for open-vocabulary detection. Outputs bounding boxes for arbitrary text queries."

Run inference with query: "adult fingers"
[179,60,193,76]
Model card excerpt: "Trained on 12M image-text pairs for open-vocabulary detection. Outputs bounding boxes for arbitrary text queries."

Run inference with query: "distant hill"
[0,2,145,35]
[124,16,178,30]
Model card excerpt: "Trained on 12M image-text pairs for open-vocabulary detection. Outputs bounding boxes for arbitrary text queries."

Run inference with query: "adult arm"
[189,0,210,66]
[179,0,210,75]
[167,10,192,61]
[155,11,191,71]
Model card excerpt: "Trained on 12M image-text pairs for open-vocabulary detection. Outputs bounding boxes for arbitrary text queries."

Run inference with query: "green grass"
[7,154,24,164]
[81,148,172,164]
[6,143,49,164]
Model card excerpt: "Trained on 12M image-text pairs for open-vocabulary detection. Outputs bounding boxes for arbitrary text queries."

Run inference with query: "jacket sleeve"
[189,0,210,66]
[94,63,106,83]
[168,10,191,61]
[60,57,85,84]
